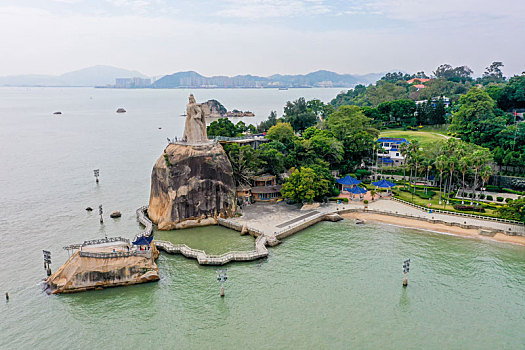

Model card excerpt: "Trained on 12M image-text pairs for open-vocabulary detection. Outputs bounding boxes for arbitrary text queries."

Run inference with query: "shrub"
[505,198,513,203]
[486,185,501,192]
[329,197,348,203]
[496,197,504,202]
[364,200,369,204]
[355,169,372,179]
[479,194,485,199]
[453,204,485,212]
[486,195,493,200]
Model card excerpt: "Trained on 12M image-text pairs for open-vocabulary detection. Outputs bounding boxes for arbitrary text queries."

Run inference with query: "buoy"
[5,292,9,301]
[220,286,225,297]
[403,276,408,287]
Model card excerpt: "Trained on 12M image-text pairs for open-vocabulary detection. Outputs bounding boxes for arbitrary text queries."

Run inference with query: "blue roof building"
[376,138,409,166]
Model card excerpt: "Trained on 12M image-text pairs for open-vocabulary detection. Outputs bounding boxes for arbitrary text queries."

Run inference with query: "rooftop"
[251,185,282,194]
[377,138,409,144]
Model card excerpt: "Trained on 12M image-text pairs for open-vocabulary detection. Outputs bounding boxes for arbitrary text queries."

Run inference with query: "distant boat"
[278,87,288,90]
[180,113,187,117]
[53,111,62,115]
[116,108,126,113]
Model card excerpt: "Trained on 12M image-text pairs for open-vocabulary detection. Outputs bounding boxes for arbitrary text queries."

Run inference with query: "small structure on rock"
[45,236,159,294]
[148,94,236,230]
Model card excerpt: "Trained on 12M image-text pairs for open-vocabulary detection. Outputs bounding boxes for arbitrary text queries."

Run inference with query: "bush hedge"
[453,204,485,212]
[496,197,504,202]
[330,197,349,203]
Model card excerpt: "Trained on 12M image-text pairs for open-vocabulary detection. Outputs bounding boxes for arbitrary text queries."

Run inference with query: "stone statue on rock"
[148,94,236,230]
[183,94,209,143]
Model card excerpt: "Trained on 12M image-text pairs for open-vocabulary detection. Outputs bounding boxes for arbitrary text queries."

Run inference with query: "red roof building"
[407,78,431,84]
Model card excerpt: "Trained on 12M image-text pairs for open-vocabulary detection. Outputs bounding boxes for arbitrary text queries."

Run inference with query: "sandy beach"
[342,212,525,247]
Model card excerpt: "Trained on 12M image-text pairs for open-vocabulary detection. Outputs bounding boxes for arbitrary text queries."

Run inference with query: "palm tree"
[470,149,492,205]
[480,165,493,205]
[446,156,457,205]
[458,156,471,204]
[435,155,447,205]
[399,141,409,189]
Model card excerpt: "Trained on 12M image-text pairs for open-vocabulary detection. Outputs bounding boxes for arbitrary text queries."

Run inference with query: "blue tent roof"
[377,138,409,144]
[348,186,368,194]
[380,158,394,163]
[372,179,396,188]
[132,235,153,245]
[337,175,361,186]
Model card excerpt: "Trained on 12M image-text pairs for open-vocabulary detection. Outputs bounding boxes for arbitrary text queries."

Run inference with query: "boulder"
[110,211,122,218]
[148,142,236,230]
[45,244,159,294]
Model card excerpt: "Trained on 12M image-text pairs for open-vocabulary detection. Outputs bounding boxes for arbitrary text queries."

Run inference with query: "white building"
[376,138,409,166]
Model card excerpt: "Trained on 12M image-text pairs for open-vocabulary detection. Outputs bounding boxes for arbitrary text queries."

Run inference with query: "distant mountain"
[152,70,383,89]
[0,65,147,87]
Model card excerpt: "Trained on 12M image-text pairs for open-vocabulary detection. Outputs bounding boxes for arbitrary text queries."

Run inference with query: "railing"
[391,197,525,226]
[211,135,266,142]
[79,250,151,259]
[155,234,268,265]
[168,138,217,146]
[81,236,130,247]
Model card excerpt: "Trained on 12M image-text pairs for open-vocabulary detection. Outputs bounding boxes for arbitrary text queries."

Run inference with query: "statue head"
[188,94,196,104]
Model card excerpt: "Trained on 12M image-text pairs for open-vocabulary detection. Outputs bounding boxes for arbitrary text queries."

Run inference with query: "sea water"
[0,87,524,349]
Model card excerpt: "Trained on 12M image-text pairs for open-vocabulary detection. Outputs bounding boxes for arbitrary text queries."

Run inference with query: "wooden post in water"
[402,259,410,287]
[94,169,100,184]
[43,250,52,276]
[217,269,228,297]
[99,204,103,224]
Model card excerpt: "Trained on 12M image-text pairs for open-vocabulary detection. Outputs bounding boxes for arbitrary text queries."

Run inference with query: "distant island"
[147,70,383,89]
[0,65,384,88]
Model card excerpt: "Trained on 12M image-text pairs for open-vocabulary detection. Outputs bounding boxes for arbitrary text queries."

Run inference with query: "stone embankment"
[155,235,268,265]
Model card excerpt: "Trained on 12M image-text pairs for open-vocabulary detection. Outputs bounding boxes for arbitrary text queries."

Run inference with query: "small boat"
[180,113,187,117]
[116,108,126,113]
[53,111,62,115]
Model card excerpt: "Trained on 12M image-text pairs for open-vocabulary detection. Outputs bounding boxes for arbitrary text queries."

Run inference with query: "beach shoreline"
[341,212,525,247]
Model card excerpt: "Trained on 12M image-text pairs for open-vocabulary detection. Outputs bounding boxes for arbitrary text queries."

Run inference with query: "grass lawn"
[379,129,449,150]
[393,189,500,218]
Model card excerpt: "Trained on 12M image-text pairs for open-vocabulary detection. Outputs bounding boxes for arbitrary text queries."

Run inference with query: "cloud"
[217,0,331,19]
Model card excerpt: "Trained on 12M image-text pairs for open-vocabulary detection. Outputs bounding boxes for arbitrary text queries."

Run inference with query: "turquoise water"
[154,226,255,254]
[1,87,524,349]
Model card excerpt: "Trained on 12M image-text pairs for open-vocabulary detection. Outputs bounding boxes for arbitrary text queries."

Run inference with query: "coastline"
[341,212,525,247]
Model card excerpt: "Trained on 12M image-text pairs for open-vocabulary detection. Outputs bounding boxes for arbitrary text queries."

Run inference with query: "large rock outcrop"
[45,246,160,294]
[148,142,236,230]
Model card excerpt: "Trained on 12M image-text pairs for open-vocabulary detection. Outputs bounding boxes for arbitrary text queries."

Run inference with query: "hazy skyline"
[1,0,524,78]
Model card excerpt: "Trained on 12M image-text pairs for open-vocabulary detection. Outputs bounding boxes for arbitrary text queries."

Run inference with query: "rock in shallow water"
[148,142,236,230]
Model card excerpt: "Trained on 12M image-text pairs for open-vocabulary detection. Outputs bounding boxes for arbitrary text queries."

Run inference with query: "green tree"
[266,122,295,144]
[498,74,525,111]
[498,197,525,222]
[207,118,241,137]
[223,144,260,186]
[258,147,285,176]
[257,110,279,132]
[451,87,506,145]
[283,97,318,132]
[280,167,331,203]
[481,61,505,85]
[325,105,379,172]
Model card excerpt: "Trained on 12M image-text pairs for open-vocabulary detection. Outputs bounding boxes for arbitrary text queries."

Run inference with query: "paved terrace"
[227,199,525,239]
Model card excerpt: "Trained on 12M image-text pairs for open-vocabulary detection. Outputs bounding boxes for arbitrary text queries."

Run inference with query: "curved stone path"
[136,206,270,265]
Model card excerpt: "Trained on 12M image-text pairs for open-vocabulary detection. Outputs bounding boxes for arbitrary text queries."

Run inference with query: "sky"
[0,0,524,77]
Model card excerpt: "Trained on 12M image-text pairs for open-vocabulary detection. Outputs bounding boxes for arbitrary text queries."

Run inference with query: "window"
[396,153,399,157]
